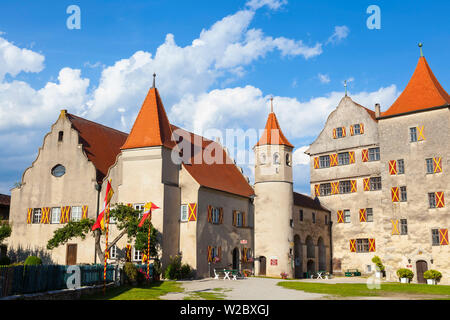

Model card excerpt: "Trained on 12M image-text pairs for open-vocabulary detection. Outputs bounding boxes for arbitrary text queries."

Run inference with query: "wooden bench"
[344,269,361,277]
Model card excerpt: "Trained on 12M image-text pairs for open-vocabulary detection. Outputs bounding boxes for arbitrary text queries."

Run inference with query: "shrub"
[0,256,11,265]
[424,270,442,281]
[24,256,42,265]
[371,256,385,272]
[180,264,192,279]
[124,262,138,284]
[153,259,162,279]
[397,268,414,279]
[164,255,193,280]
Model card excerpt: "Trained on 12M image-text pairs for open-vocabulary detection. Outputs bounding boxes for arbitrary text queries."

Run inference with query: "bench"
[344,269,361,277]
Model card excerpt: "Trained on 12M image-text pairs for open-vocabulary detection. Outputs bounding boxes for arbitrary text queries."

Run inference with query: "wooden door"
[259,256,266,276]
[66,244,77,265]
[416,260,428,284]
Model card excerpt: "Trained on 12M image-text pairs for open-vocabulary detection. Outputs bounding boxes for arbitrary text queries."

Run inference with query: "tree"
[0,221,12,244]
[46,204,160,261]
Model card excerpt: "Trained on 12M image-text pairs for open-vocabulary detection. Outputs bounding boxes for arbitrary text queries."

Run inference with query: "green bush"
[153,259,162,279]
[164,255,192,280]
[0,256,11,265]
[371,256,385,272]
[124,262,138,284]
[24,256,42,265]
[180,264,192,279]
[396,268,414,279]
[424,270,442,281]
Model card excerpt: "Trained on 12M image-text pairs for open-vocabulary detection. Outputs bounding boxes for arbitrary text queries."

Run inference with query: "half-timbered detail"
[361,149,369,162]
[391,187,400,202]
[440,229,449,246]
[359,209,367,222]
[389,160,397,175]
[40,207,50,224]
[188,203,197,222]
[350,180,357,193]
[330,154,338,167]
[435,192,445,208]
[81,205,88,219]
[433,157,442,173]
[391,220,400,235]
[368,239,376,252]
[349,239,356,252]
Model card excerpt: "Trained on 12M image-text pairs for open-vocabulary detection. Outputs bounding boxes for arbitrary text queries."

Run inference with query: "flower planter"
[400,277,410,283]
[375,271,382,278]
[426,279,436,285]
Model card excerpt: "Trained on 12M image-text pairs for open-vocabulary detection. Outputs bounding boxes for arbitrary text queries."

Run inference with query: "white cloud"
[246,0,287,10]
[293,146,310,165]
[0,36,45,81]
[327,25,350,44]
[318,73,330,83]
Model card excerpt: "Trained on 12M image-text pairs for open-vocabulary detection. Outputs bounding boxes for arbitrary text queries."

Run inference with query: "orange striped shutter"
[314,184,320,197]
[219,208,223,224]
[351,180,357,193]
[188,203,197,221]
[350,125,354,136]
[439,229,449,245]
[207,205,213,223]
[435,192,445,208]
[60,206,71,223]
[417,125,425,141]
[82,205,88,219]
[337,210,344,223]
[242,212,246,227]
[360,123,364,134]
[342,127,346,137]
[369,239,376,252]
[331,182,340,195]
[40,207,50,224]
[388,160,397,175]
[349,239,356,252]
[361,149,369,162]
[391,187,400,202]
[363,178,370,191]
[207,246,212,262]
[314,157,320,169]
[359,209,366,222]
[330,154,338,167]
[349,151,355,164]
[27,208,32,224]
[391,220,400,235]
[433,157,442,173]
[232,210,237,226]
[332,128,337,139]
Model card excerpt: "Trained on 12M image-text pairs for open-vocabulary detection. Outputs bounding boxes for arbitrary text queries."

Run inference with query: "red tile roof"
[66,113,128,183]
[0,194,10,206]
[293,192,330,212]
[256,112,294,148]
[382,57,450,118]
[121,87,175,150]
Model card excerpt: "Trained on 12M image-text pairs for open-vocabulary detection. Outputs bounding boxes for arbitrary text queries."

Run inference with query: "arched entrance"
[416,260,428,284]
[232,248,239,270]
[307,259,315,274]
[318,237,326,271]
[259,256,266,275]
[306,236,315,258]
[294,235,302,278]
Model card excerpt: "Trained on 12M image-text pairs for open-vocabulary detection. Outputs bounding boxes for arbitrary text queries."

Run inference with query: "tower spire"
[418,42,424,57]
[270,96,274,113]
[344,80,347,96]
[152,73,156,88]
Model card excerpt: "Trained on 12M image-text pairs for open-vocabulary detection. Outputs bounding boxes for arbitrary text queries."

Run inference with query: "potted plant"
[396,268,414,283]
[372,256,385,278]
[280,272,288,279]
[424,270,442,285]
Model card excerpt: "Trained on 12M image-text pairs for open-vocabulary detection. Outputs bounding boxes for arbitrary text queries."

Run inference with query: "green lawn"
[83,281,184,300]
[277,281,450,299]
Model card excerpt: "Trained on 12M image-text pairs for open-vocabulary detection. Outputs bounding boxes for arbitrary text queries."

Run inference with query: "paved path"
[161,277,326,300]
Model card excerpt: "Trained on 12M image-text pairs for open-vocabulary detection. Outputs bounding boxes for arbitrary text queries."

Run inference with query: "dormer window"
[273,152,280,165]
[58,131,64,142]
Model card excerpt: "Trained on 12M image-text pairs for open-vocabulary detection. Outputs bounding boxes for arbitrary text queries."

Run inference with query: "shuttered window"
[410,127,417,142]
[71,206,82,222]
[336,127,343,138]
[397,159,405,174]
[339,181,351,194]
[368,147,380,161]
[319,155,330,168]
[428,193,437,208]
[426,158,434,174]
[400,186,407,202]
[370,177,382,191]
[51,207,61,224]
[32,208,42,224]
[344,210,351,223]
[366,208,373,222]
[353,124,361,135]
[432,229,440,246]
[180,204,188,222]
[320,183,331,196]
[356,239,369,252]
[400,219,408,235]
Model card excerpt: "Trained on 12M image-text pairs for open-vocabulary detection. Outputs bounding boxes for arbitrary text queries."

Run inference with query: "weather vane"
[418,42,424,57]
[344,80,347,96]
[270,96,274,113]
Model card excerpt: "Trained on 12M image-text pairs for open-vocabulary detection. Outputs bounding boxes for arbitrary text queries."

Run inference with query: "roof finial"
[418,42,424,57]
[270,96,274,113]
[152,73,156,88]
[344,80,347,96]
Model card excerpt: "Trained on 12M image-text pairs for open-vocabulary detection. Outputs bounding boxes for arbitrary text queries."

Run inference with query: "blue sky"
[0,0,449,195]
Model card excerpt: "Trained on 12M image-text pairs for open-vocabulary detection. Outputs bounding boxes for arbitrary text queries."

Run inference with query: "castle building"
[7,82,330,278]
[306,50,449,284]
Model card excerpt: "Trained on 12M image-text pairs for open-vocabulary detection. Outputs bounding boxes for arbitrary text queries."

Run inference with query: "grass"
[83,281,184,300]
[183,287,229,300]
[277,281,450,299]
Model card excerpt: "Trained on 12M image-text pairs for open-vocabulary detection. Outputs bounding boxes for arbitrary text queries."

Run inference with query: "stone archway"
[294,235,303,278]
[307,259,315,275]
[318,237,326,271]
[306,236,315,259]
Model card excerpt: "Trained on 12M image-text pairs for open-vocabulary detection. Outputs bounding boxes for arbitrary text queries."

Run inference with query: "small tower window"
[260,153,266,164]
[273,152,280,165]
[58,131,64,142]
[286,153,291,166]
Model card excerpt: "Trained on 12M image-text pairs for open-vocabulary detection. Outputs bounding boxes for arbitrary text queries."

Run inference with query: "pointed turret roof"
[121,87,175,150]
[381,56,450,118]
[256,111,294,148]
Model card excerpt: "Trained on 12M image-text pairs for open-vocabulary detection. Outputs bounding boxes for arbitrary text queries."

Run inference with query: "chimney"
[375,103,381,118]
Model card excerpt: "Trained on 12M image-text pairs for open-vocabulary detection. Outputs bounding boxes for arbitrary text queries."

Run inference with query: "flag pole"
[103,199,110,293]
[147,215,151,279]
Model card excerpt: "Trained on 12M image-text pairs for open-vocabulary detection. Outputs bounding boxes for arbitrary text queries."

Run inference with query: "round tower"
[254,99,294,278]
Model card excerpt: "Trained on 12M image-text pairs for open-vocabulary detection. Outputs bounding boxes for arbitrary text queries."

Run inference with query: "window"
[32,208,42,224]
[133,248,142,261]
[180,204,188,222]
[212,207,220,224]
[319,155,330,168]
[235,211,243,227]
[312,212,316,224]
[320,183,331,196]
[259,153,266,164]
[336,127,343,138]
[426,158,434,174]
[339,181,351,194]
[299,209,303,221]
[397,159,405,174]
[344,210,351,223]
[58,131,64,142]
[400,186,407,202]
[273,153,280,165]
[428,193,436,208]
[338,152,350,166]
[366,208,373,222]
[290,219,294,227]
[356,239,369,252]
[51,164,66,177]
[134,204,145,218]
[368,147,380,161]
[432,229,440,246]
[370,177,382,191]
[353,124,361,135]
[400,219,408,235]
[410,127,417,142]
[110,245,117,259]
[71,206,82,222]
[367,265,372,272]
[51,207,61,224]
[286,153,291,166]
